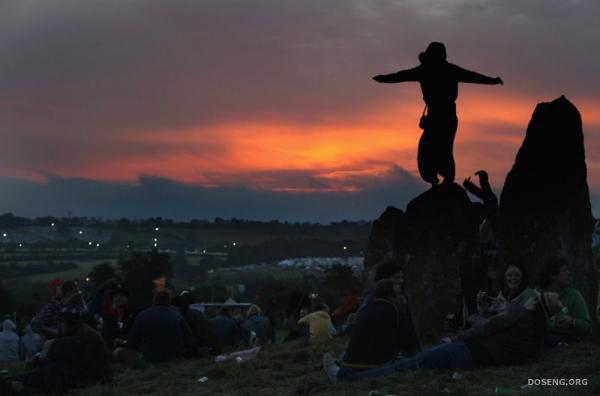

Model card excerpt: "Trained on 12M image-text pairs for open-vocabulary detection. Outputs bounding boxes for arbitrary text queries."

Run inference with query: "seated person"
[210,307,240,350]
[0,319,20,362]
[325,291,563,383]
[538,257,591,346]
[242,305,271,346]
[326,279,415,382]
[298,303,334,342]
[283,307,310,343]
[470,263,535,328]
[101,286,136,348]
[115,290,194,363]
[172,295,221,356]
[361,258,421,354]
[331,289,361,329]
[30,279,65,339]
[19,324,42,360]
[0,307,111,395]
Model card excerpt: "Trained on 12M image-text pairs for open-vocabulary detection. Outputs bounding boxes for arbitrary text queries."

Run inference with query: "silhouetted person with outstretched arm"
[373,42,503,185]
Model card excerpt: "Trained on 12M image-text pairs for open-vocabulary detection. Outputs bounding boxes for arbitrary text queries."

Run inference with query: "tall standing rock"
[497,96,596,308]
[404,183,480,340]
[363,206,408,272]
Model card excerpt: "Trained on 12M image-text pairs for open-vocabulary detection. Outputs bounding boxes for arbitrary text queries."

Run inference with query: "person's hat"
[49,278,62,294]
[419,42,447,64]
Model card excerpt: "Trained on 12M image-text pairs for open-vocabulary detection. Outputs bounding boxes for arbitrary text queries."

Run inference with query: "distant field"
[207,266,307,283]
[1,259,119,283]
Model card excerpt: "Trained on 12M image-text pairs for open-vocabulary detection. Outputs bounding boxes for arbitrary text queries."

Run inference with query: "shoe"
[322,352,339,385]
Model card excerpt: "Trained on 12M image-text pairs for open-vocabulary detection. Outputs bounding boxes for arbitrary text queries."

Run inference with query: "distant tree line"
[0,261,77,279]
[0,212,371,235]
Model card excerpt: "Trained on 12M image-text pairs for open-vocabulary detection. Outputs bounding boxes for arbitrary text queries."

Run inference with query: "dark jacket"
[343,299,414,368]
[211,315,239,349]
[185,309,221,354]
[243,315,271,346]
[72,323,112,385]
[127,304,194,363]
[456,305,544,366]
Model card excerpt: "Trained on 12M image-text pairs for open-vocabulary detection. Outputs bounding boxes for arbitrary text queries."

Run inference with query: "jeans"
[337,341,473,382]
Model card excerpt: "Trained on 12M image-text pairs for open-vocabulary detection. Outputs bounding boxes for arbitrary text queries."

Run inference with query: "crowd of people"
[0,253,596,393]
[323,257,593,384]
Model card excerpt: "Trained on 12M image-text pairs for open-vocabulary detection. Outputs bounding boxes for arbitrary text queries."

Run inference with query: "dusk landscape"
[1,1,600,396]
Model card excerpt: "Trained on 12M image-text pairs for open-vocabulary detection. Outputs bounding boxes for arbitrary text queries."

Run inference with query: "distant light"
[79,230,83,235]
[232,242,237,247]
[202,250,206,254]
[18,243,22,247]
[154,227,159,231]
[2,233,6,237]
[96,243,100,247]
[343,246,348,250]
[154,238,158,242]
[51,223,55,227]
[154,243,158,248]
[88,241,93,246]
[85,277,91,282]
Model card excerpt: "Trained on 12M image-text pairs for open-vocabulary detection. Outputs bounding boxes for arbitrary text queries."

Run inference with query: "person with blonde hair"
[243,305,271,346]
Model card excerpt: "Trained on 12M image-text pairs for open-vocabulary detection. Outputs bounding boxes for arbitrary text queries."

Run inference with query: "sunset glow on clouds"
[1,0,599,220]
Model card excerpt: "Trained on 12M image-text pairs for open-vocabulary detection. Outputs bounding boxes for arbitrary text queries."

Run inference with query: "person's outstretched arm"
[373,66,421,83]
[452,64,503,85]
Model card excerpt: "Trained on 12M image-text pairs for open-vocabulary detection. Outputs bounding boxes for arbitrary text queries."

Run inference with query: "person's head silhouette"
[419,42,447,65]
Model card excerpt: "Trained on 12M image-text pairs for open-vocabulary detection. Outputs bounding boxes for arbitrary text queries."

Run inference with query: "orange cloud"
[16,92,599,194]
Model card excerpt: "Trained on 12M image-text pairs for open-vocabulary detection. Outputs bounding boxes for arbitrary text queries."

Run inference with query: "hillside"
[3,338,591,395]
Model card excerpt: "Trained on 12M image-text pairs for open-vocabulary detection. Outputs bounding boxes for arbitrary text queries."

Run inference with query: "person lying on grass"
[324,290,563,383]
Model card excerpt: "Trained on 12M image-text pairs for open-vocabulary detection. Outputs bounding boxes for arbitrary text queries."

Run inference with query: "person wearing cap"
[373,42,503,185]
[538,257,591,346]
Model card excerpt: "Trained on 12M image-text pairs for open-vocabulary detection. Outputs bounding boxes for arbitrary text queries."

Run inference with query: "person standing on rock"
[373,42,503,185]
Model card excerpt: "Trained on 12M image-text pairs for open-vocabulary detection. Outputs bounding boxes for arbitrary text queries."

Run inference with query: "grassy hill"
[31,338,596,395]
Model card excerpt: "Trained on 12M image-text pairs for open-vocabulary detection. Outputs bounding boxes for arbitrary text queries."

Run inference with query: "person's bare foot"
[323,352,339,385]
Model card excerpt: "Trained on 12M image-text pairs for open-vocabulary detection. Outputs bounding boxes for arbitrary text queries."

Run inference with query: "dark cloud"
[0,170,426,222]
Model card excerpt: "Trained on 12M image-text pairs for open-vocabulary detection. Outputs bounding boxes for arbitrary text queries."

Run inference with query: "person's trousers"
[417,116,458,184]
[336,341,473,382]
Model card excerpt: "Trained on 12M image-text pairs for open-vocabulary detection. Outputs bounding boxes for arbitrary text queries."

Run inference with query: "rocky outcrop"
[497,96,596,307]
[404,183,480,340]
[364,183,481,340]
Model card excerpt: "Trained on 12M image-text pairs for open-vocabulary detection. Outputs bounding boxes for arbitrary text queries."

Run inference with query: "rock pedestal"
[364,183,480,340]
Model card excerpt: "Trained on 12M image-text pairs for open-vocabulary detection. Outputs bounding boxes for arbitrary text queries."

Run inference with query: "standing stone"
[497,96,596,308]
[404,183,480,340]
[363,206,407,272]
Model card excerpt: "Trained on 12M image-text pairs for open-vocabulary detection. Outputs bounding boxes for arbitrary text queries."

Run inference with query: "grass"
[4,338,584,395]
[207,266,307,283]
[23,259,119,282]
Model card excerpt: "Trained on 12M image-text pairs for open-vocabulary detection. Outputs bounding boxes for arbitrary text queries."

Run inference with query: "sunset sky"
[1,0,599,221]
